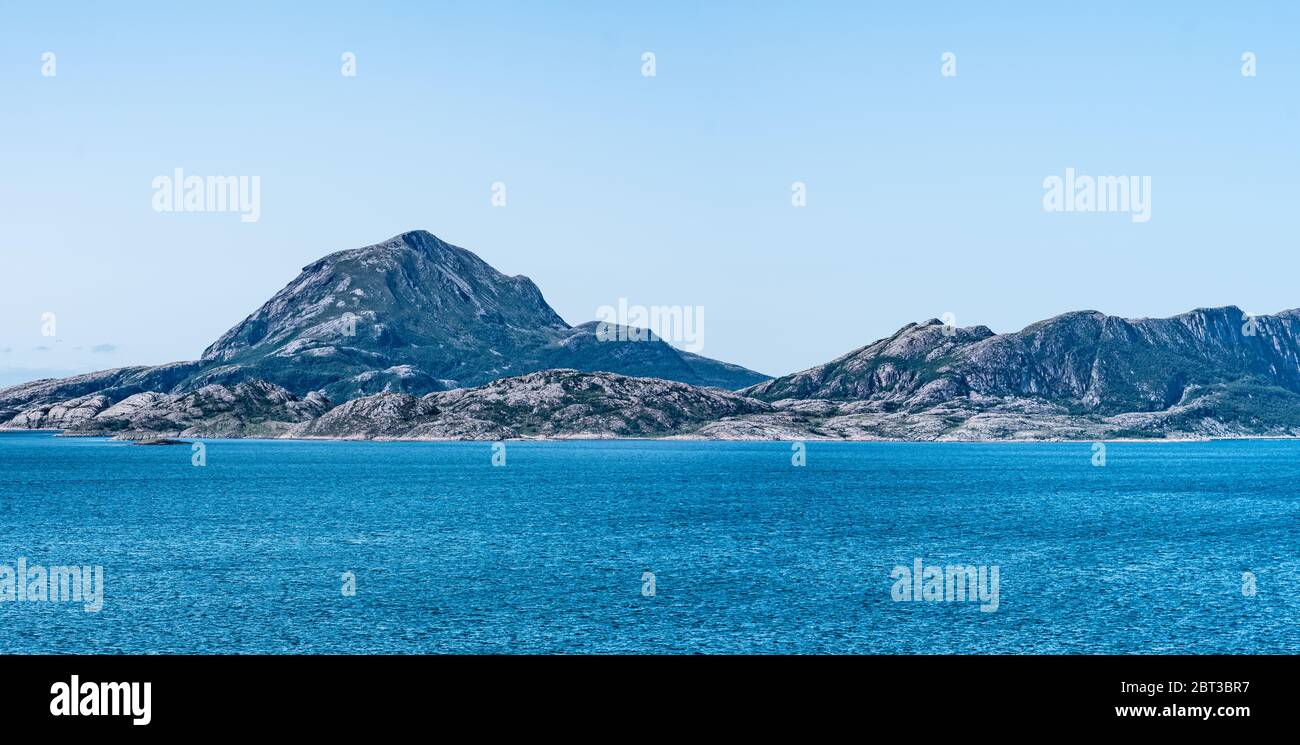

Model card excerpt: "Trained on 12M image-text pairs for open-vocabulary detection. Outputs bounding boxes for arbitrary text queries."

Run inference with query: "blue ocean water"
[0,431,1296,653]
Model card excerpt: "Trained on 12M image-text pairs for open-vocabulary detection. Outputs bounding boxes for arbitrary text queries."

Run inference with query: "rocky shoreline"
[3,366,1295,443]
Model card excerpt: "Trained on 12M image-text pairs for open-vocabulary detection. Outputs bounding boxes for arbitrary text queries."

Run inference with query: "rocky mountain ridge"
[5,230,1300,440]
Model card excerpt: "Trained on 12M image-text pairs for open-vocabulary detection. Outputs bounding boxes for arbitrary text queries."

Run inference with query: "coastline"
[7,427,1298,444]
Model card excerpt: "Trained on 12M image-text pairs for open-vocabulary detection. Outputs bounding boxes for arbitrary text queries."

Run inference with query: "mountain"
[744,306,1300,409]
[193,230,568,399]
[732,306,1300,439]
[8,230,1300,443]
[191,231,767,399]
[0,231,768,428]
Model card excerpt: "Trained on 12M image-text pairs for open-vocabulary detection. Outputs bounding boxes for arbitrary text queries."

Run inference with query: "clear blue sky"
[2,1,1297,385]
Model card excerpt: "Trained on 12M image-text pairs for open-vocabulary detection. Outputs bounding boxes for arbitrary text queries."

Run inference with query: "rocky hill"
[286,369,772,440]
[42,370,771,441]
[0,231,767,430]
[31,381,329,438]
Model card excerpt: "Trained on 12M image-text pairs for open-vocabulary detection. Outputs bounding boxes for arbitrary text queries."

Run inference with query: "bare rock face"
[734,307,1300,439]
[287,369,772,440]
[55,381,331,439]
[0,362,202,426]
[284,392,441,439]
[2,393,116,430]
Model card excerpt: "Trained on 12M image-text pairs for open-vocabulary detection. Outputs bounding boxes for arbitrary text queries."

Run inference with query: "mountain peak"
[396,228,439,242]
[390,229,456,257]
[185,232,765,400]
[303,229,458,272]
